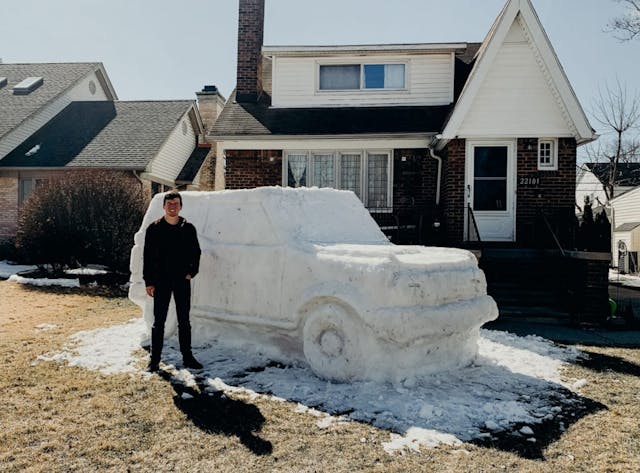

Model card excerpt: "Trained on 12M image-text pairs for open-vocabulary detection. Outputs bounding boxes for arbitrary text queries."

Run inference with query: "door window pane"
[474,180,507,211]
[368,153,389,209]
[319,65,360,90]
[473,146,508,211]
[287,154,307,187]
[473,146,507,178]
[312,153,335,188]
[339,153,361,199]
[364,64,405,89]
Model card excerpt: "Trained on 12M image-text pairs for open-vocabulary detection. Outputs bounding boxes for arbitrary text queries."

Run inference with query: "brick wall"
[442,139,466,244]
[198,147,217,191]
[0,176,19,242]
[236,0,265,102]
[516,137,577,246]
[224,150,282,189]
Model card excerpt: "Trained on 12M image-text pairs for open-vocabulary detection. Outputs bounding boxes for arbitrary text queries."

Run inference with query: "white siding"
[0,71,110,159]
[612,187,640,226]
[221,136,429,151]
[457,20,573,138]
[147,113,196,183]
[271,54,453,108]
[576,169,607,210]
[611,187,640,265]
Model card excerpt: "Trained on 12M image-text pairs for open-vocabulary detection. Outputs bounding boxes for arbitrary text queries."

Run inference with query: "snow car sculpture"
[129,187,498,382]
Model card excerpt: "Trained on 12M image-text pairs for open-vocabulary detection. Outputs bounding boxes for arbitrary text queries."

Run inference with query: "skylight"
[13,77,43,95]
[0,77,7,89]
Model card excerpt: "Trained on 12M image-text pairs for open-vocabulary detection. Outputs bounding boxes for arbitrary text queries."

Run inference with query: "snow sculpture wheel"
[302,302,363,382]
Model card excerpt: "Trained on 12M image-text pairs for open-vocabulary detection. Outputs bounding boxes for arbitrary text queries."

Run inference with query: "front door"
[465,141,515,242]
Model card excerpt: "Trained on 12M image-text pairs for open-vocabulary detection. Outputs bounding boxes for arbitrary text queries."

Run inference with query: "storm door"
[465,141,515,242]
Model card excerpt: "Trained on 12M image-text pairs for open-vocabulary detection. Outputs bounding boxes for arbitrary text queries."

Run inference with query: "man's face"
[163,197,182,218]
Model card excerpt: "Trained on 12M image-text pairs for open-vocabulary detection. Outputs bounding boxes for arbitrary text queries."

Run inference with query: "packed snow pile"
[129,187,498,382]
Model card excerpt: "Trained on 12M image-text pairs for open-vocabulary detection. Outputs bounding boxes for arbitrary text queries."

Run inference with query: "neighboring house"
[609,185,640,270]
[576,162,640,211]
[0,62,209,242]
[209,0,597,248]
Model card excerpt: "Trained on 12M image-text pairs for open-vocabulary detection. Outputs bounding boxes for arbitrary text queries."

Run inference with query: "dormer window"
[318,63,406,91]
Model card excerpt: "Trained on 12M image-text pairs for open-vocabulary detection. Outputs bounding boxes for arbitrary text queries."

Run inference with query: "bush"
[0,238,19,262]
[16,171,148,273]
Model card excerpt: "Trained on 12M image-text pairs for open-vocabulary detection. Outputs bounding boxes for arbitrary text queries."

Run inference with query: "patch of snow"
[25,144,40,156]
[572,379,588,390]
[37,318,146,374]
[0,260,37,279]
[520,426,534,436]
[9,274,79,288]
[65,266,108,276]
[35,323,58,331]
[609,269,640,288]
[41,318,587,454]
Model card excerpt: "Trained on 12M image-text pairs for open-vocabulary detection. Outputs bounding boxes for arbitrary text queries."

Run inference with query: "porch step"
[479,248,571,320]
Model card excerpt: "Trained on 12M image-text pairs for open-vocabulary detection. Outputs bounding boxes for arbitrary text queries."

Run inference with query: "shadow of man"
[158,370,273,456]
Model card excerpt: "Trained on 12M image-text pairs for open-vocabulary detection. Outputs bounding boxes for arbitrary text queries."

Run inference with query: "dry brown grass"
[1,279,639,472]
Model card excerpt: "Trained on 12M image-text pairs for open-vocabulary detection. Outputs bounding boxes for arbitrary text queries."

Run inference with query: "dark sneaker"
[147,361,160,372]
[183,356,203,370]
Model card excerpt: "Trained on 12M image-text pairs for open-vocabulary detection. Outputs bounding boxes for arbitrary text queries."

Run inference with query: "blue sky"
[1,0,638,139]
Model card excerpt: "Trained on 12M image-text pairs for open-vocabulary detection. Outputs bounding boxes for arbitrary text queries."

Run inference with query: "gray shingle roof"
[615,222,640,232]
[210,91,453,137]
[0,63,103,140]
[0,100,195,169]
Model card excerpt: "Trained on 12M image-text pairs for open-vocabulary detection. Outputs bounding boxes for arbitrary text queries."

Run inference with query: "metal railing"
[466,204,482,243]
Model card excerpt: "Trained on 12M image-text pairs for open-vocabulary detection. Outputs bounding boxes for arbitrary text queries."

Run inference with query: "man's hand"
[185,275,192,280]
[146,286,155,297]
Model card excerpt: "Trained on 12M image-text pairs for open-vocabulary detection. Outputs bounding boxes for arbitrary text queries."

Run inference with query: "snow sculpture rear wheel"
[302,303,363,382]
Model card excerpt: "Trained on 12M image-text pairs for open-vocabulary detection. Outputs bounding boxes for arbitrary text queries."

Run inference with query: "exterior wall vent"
[13,76,44,95]
[0,77,7,88]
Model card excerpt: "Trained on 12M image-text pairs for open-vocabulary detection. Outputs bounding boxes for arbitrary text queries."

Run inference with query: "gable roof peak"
[438,0,595,147]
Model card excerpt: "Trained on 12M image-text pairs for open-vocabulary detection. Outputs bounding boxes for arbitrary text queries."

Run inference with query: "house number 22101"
[519,177,540,186]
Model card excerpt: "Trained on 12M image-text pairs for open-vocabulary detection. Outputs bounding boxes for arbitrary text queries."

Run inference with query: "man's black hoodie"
[143,216,201,287]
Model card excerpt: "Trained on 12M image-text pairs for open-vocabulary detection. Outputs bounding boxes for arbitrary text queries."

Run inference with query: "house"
[210,0,596,248]
[208,0,615,323]
[609,185,640,271]
[0,62,211,242]
[576,162,640,210]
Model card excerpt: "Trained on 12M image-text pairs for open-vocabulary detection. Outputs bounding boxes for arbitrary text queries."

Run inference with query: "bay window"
[284,150,392,211]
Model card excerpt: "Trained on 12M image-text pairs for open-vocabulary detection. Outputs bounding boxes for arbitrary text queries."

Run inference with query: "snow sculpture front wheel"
[302,303,363,382]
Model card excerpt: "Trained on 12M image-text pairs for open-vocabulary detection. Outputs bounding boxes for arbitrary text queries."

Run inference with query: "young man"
[143,190,202,372]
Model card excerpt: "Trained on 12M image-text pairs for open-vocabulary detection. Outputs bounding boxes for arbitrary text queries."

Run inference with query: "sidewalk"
[486,318,640,348]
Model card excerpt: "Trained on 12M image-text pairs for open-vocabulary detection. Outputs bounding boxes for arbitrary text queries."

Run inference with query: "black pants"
[151,278,192,363]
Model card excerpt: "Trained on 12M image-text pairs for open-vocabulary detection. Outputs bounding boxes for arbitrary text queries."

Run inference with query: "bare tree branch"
[585,80,640,200]
[606,0,640,41]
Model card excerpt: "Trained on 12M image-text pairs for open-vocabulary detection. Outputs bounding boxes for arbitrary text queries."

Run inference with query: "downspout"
[427,135,443,206]
[132,170,145,191]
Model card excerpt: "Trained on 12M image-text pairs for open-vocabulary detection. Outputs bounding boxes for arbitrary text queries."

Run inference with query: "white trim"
[537,138,558,171]
[464,139,517,242]
[263,43,468,56]
[218,136,430,150]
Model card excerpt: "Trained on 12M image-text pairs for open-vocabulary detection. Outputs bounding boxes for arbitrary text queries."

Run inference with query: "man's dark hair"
[163,190,182,206]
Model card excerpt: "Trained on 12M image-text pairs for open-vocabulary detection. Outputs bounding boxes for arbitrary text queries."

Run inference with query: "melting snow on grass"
[39,318,584,454]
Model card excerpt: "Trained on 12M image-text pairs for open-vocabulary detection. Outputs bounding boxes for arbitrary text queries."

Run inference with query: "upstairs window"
[318,63,406,91]
[538,139,557,170]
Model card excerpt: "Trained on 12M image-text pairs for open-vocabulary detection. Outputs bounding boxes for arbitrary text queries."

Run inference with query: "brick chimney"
[196,85,226,133]
[236,0,265,103]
